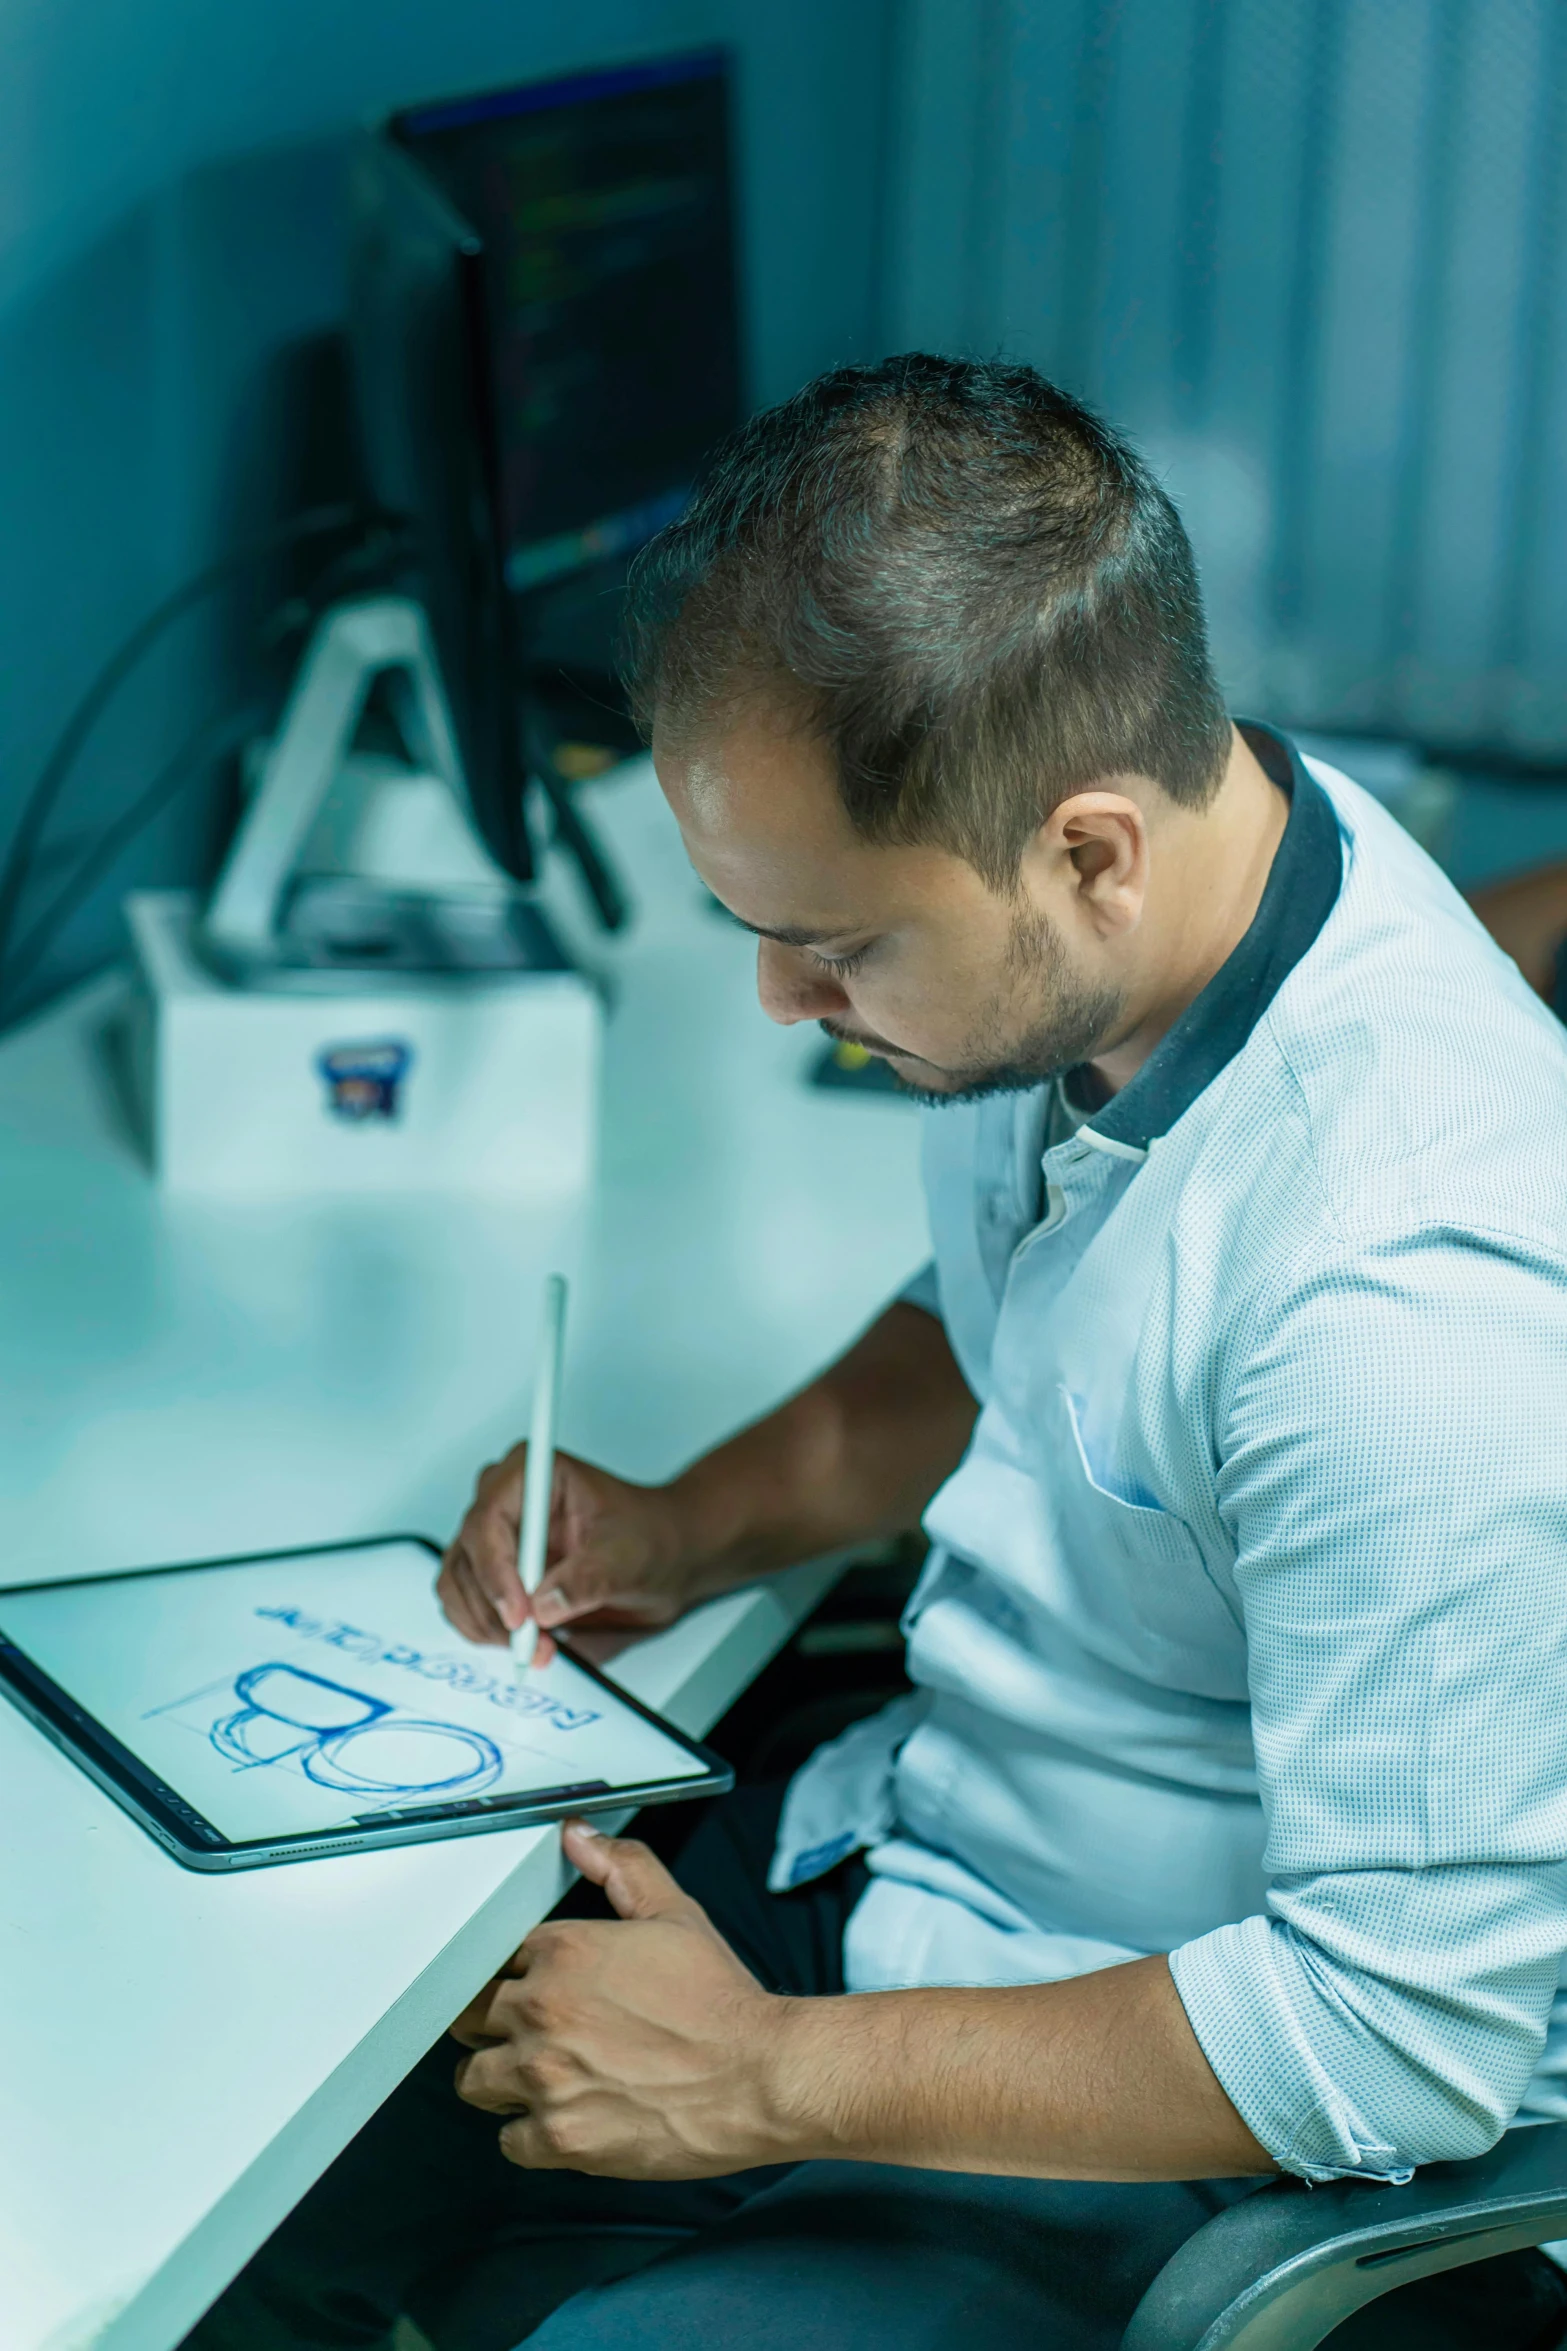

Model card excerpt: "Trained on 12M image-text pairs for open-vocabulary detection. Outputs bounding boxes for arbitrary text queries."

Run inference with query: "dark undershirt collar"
[1076,723,1344,1155]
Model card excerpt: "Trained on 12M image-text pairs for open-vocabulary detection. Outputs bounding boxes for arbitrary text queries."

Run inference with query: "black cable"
[0,701,269,1010]
[532,765,630,933]
[0,518,420,1013]
[0,501,384,978]
[253,519,418,659]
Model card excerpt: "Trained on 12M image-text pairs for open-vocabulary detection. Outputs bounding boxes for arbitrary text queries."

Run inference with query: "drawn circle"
[302,1718,504,1797]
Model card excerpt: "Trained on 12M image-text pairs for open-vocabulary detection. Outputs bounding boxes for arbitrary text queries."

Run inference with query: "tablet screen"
[0,1540,708,1845]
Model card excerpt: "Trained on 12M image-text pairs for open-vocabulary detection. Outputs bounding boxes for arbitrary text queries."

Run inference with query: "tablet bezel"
[0,1534,734,1870]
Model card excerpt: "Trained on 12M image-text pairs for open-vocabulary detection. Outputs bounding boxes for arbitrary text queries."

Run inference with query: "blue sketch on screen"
[140,1600,601,1813]
[208,1662,504,1798]
[252,1605,602,1730]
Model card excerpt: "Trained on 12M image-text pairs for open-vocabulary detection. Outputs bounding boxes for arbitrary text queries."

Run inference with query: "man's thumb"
[531,1578,576,1627]
[532,1553,609,1626]
[562,1821,695,1921]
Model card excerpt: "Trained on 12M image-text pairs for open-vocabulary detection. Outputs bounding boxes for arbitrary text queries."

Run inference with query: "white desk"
[0,764,927,2351]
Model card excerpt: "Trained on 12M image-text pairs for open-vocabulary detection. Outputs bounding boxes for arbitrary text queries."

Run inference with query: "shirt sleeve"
[1168,1219,1567,2182]
[898,1260,943,1319]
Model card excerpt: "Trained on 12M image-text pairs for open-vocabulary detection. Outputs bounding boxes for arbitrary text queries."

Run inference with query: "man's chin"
[892,1055,1073,1107]
[885,1057,964,1098]
[818,1026,1061,1106]
[862,1056,1019,1107]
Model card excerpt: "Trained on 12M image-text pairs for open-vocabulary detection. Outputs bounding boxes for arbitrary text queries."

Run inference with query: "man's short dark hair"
[622,354,1232,887]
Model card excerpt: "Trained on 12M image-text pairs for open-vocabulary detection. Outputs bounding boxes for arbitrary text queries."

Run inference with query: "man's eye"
[813,946,870,978]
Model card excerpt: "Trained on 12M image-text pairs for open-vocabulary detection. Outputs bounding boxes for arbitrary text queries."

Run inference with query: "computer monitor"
[347,48,742,889]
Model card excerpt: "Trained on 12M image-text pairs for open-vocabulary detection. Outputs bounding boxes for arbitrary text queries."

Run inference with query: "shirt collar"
[1078,723,1344,1157]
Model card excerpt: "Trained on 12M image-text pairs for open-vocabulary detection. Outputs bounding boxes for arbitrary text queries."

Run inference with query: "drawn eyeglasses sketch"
[152,1661,506,1801]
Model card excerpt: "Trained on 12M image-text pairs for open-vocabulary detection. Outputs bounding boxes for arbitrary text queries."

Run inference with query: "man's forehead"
[655,716,874,921]
[653,706,982,937]
[657,711,847,840]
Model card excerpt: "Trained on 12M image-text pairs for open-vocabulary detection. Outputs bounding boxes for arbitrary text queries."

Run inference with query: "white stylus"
[510,1273,568,1682]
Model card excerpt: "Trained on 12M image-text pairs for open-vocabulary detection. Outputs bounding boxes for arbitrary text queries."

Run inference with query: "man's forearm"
[668,1302,976,1598]
[762,1956,1274,2183]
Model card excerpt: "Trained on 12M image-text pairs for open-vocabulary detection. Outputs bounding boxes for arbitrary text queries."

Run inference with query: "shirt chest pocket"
[1047,1384,1245,1693]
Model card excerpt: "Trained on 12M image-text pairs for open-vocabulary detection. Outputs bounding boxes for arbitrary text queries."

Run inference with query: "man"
[192,357,1567,2350]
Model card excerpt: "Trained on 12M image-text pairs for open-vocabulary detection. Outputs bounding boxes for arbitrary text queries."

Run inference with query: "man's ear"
[1023,791,1148,937]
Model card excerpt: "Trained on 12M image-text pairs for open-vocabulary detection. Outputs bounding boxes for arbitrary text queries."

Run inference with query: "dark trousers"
[183,1784,1259,2351]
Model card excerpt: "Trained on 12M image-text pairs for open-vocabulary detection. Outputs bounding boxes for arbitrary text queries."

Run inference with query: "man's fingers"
[531,1555,667,1633]
[461,1450,533,1632]
[454,1552,510,1646]
[497,2113,565,2170]
[449,1983,506,2048]
[466,1527,527,1635]
[437,1538,512,1647]
[453,2043,531,2115]
[562,1823,702,1923]
[468,1453,588,1635]
[519,1548,634,1638]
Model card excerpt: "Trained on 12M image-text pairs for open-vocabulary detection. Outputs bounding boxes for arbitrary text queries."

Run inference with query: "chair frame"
[1123,2122,1567,2350]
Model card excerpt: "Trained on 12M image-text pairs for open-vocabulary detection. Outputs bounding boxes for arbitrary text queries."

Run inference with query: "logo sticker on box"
[316,1040,414,1123]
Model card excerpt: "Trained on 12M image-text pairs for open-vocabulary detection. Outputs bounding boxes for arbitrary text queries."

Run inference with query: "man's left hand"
[451,1821,799,2178]
[452,1822,1275,2188]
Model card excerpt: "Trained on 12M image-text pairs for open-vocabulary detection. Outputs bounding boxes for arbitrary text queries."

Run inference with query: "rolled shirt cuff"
[1171,1915,1420,2183]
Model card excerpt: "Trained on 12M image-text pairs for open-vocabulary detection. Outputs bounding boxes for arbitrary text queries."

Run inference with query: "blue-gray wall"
[0,0,896,1024]
[887,0,1567,768]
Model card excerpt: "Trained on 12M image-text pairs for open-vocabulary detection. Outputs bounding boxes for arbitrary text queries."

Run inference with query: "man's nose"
[755,938,847,1027]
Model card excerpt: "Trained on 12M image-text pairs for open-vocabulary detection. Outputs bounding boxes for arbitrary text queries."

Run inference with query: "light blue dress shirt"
[770,730,1567,2183]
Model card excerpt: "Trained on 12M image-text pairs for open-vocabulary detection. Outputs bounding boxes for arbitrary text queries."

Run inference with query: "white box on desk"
[123,892,601,1196]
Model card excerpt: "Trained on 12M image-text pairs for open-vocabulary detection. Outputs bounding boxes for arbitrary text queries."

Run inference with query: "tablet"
[0,1536,732,1871]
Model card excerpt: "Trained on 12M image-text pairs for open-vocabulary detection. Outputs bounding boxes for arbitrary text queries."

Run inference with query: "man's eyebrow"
[729,917,854,948]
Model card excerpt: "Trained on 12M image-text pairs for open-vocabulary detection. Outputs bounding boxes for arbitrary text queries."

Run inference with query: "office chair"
[1124,2123,1567,2348]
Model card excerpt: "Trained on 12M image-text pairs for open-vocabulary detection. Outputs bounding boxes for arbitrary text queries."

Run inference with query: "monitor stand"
[201,597,567,994]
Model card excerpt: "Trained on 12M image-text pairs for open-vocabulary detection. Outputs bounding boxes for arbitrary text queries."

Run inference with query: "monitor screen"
[396,51,740,601]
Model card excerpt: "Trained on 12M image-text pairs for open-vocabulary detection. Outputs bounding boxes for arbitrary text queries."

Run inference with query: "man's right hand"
[439,1303,977,1665]
[438,1446,695,1664]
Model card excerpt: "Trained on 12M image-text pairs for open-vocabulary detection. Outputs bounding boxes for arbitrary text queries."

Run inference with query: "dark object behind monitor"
[346,48,742,898]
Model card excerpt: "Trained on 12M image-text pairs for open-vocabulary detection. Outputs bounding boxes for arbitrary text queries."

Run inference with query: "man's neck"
[1086,727,1290,1099]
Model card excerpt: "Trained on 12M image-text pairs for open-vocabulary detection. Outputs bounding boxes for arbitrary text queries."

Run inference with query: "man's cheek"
[858,994,951,1065]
